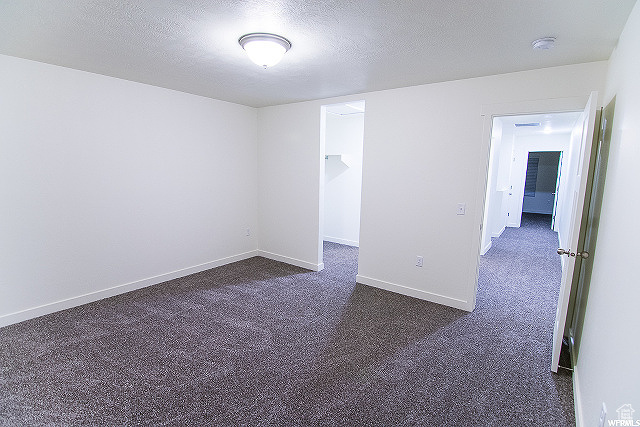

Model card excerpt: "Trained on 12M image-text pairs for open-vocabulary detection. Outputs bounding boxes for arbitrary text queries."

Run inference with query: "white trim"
[257,250,325,272]
[481,240,492,256]
[480,96,589,117]
[355,275,473,311]
[573,364,584,427]
[492,225,506,238]
[324,236,359,247]
[0,250,259,328]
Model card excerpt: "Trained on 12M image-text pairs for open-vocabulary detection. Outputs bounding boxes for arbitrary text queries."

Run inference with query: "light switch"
[457,203,466,215]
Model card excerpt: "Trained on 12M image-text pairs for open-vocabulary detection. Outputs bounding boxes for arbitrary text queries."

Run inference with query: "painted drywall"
[480,118,507,255]
[323,112,364,247]
[257,103,325,271]
[0,55,258,326]
[257,61,607,311]
[573,2,640,425]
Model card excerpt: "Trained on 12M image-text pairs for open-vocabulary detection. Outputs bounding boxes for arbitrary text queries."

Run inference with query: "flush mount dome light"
[532,37,556,50]
[238,33,291,68]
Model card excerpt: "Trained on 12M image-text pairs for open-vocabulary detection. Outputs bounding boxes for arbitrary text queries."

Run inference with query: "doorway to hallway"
[319,101,365,268]
[480,112,582,257]
[478,93,600,372]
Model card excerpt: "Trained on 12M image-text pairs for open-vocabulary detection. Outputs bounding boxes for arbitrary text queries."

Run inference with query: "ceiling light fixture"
[238,33,291,68]
[531,37,556,50]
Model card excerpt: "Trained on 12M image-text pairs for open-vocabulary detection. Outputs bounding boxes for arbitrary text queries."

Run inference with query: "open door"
[550,91,599,372]
[567,97,615,364]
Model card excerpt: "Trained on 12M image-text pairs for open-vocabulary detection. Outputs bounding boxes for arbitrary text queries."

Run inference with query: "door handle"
[557,248,590,259]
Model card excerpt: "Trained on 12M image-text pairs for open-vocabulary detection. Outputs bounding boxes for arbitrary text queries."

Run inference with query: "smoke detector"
[532,37,556,50]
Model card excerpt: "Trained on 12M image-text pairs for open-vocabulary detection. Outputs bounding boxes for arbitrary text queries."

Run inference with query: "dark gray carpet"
[0,213,574,426]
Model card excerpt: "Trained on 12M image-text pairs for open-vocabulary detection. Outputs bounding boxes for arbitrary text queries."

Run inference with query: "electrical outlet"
[245,228,251,236]
[598,402,607,427]
[416,256,424,267]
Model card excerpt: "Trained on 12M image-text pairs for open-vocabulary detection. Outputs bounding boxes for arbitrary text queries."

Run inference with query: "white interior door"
[550,91,599,372]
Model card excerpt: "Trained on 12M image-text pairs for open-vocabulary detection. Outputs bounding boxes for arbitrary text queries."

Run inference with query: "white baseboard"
[0,250,259,328]
[257,250,324,272]
[324,236,359,247]
[573,364,584,427]
[481,240,492,256]
[355,275,473,311]
[492,225,506,238]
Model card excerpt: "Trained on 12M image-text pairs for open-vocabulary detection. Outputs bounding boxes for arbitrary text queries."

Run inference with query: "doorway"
[319,101,365,264]
[476,92,599,372]
[522,151,561,222]
[481,112,581,255]
[480,111,583,369]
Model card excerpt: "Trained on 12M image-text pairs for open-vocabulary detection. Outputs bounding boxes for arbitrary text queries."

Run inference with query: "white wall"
[480,119,507,254]
[323,112,364,247]
[257,103,326,271]
[0,55,258,326]
[573,2,640,425]
[257,61,607,311]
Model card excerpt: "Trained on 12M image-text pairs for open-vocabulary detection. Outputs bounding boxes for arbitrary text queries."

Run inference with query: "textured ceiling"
[0,0,636,107]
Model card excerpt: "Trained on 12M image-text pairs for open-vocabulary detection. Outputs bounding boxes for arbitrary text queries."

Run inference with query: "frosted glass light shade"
[532,37,556,50]
[239,33,291,68]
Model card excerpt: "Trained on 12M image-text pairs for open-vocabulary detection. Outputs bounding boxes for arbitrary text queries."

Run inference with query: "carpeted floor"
[0,213,574,426]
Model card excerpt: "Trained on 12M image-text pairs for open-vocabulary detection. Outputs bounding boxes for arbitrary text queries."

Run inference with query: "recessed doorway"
[481,111,582,255]
[319,101,365,266]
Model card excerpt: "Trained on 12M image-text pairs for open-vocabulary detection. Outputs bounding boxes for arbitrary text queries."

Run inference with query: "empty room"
[1,1,638,425]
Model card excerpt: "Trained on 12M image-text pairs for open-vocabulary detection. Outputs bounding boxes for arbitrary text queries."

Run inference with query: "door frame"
[318,101,366,263]
[473,94,596,363]
[552,151,564,231]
